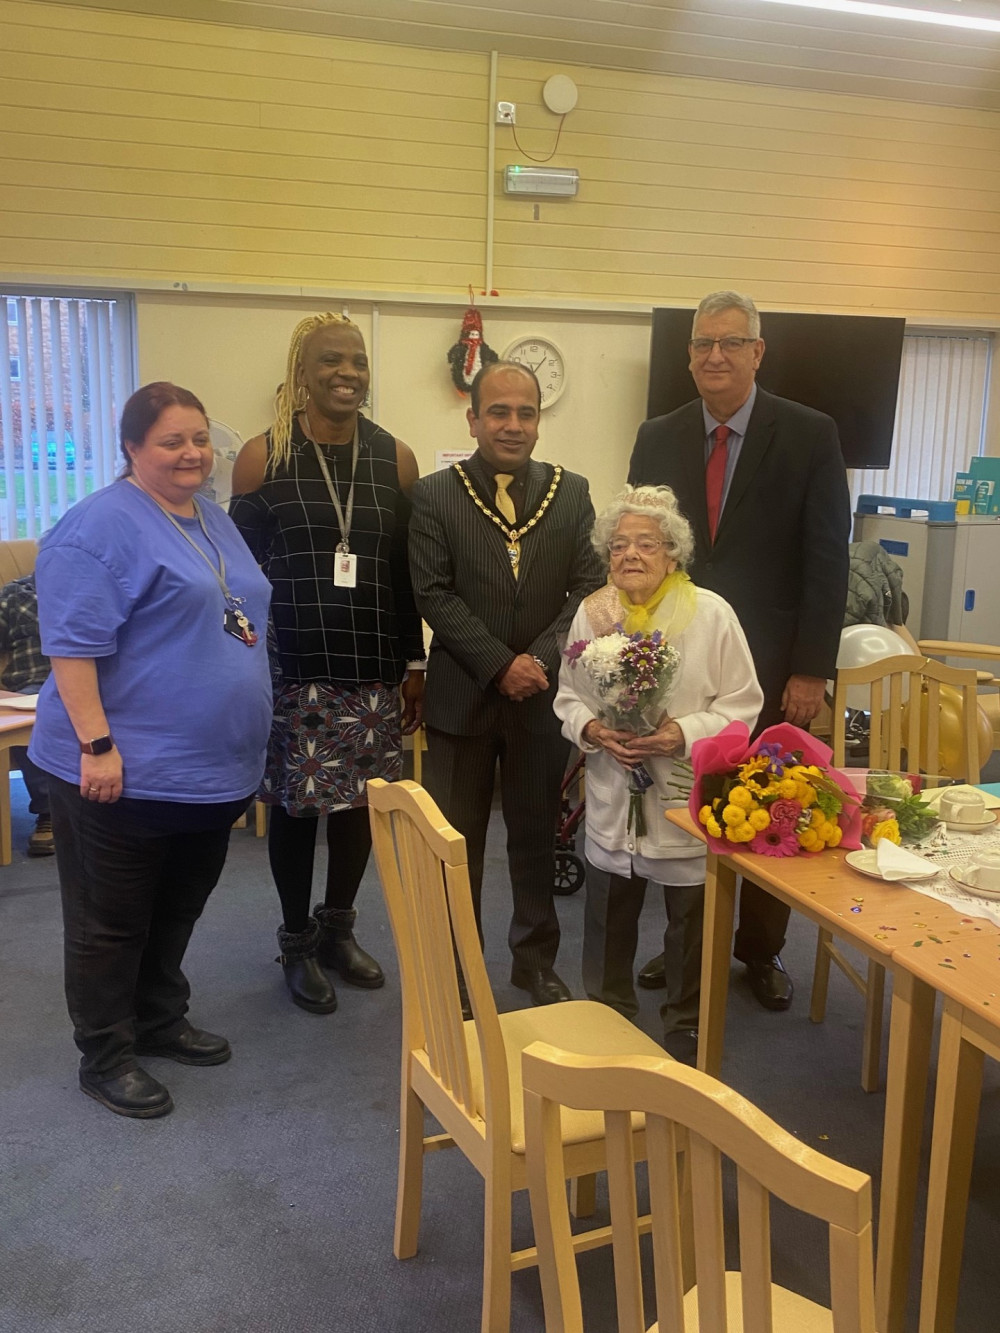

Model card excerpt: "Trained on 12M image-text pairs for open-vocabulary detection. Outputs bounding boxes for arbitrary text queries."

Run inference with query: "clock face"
[502,336,566,409]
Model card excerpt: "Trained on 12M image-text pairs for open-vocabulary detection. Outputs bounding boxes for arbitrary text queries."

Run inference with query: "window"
[848,333,991,509]
[0,291,136,538]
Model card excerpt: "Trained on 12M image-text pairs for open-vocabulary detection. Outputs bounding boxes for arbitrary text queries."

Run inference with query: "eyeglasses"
[688,336,758,355]
[608,537,666,556]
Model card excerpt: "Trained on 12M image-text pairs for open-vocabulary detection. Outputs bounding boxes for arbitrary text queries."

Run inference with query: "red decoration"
[447,303,498,395]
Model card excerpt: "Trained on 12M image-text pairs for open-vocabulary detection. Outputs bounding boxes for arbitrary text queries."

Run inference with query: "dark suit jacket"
[409,454,604,736]
[628,387,851,721]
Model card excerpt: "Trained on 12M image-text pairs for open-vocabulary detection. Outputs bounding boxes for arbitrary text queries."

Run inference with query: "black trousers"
[583,865,704,1035]
[48,776,243,1078]
[425,713,569,972]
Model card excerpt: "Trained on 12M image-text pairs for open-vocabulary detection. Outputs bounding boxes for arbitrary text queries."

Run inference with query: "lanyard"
[159,497,241,610]
[311,424,359,555]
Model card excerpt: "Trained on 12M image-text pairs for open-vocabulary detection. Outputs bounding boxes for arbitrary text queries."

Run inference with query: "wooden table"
[0,703,35,865]
[665,808,995,1333]
[895,928,1000,1332]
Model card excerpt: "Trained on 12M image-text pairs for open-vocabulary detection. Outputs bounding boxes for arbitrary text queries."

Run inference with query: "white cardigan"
[554,586,763,867]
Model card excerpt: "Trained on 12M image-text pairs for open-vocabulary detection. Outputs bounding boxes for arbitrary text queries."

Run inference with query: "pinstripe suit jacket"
[409,453,604,736]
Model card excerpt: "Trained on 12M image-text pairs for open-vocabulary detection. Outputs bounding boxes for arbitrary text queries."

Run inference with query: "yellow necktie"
[495,473,520,577]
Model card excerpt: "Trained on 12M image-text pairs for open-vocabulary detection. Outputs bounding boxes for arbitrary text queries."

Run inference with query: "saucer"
[845,850,883,880]
[948,865,1000,901]
[943,811,997,833]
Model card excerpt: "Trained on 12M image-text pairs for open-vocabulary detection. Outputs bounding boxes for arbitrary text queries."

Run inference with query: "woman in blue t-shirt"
[29,382,273,1121]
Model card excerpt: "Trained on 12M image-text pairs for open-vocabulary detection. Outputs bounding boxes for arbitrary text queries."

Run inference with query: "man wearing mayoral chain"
[409,361,603,1006]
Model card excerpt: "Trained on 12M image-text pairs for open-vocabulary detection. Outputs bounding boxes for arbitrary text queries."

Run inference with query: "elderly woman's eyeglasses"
[608,537,666,557]
[688,336,757,355]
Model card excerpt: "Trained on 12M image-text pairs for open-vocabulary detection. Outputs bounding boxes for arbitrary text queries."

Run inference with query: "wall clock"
[502,335,566,409]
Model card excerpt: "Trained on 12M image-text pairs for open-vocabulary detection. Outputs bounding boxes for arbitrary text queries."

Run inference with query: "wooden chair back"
[367,778,512,1141]
[522,1042,876,1333]
[831,654,981,784]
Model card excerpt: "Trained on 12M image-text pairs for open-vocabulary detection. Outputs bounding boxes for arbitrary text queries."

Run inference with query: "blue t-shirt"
[29,481,273,802]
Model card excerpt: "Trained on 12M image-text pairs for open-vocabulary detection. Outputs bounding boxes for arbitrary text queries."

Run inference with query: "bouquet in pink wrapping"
[687,721,862,857]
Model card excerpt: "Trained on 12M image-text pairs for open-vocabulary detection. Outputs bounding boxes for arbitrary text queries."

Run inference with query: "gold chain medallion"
[453,463,562,572]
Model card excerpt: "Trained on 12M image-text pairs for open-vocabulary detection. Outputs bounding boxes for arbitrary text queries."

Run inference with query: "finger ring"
[88,786,98,793]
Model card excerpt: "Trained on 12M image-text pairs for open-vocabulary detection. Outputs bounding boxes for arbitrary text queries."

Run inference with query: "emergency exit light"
[503,166,579,198]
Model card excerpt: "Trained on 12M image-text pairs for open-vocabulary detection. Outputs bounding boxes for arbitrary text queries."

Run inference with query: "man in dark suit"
[409,362,604,1005]
[628,291,851,1010]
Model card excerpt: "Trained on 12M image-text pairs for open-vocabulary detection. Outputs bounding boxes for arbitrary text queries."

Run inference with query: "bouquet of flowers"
[565,629,681,836]
[860,771,939,847]
[688,721,862,857]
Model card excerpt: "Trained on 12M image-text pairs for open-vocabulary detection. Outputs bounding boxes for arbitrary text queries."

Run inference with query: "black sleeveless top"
[229,415,424,684]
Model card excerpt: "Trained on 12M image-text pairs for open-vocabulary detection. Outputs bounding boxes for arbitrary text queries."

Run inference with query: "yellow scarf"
[618,569,697,638]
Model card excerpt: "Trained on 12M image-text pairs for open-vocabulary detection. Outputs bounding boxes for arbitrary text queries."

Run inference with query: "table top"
[893,918,1000,1015]
[666,808,994,959]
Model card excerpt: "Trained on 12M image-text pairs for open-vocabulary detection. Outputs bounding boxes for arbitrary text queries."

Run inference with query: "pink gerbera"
[768,798,802,829]
[750,823,800,857]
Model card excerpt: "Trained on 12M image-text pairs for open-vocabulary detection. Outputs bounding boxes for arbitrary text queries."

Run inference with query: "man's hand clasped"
[496,653,549,702]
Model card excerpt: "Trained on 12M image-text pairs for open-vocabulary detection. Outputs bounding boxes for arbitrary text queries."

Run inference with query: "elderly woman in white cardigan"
[554,486,762,1063]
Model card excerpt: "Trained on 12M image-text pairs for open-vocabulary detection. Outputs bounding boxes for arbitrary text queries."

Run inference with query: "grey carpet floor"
[1,777,997,1333]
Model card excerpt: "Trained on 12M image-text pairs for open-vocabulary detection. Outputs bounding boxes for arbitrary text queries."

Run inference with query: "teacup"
[965,851,1000,893]
[939,789,987,824]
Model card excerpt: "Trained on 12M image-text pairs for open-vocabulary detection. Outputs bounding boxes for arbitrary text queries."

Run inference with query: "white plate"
[942,811,998,833]
[845,850,884,880]
[948,865,1000,900]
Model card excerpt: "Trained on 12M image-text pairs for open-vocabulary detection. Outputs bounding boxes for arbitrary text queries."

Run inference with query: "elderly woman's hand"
[582,718,641,766]
[623,719,686,759]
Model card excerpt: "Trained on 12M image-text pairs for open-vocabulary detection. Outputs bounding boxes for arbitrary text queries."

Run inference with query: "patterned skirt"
[260,680,402,816]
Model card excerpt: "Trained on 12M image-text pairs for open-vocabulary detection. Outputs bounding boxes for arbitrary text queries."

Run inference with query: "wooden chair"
[919,638,1000,753]
[367,777,669,1333]
[523,1041,876,1333]
[812,654,980,1092]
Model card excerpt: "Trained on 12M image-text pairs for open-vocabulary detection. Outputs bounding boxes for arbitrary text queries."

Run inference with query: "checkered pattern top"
[229,416,424,684]
[0,574,49,691]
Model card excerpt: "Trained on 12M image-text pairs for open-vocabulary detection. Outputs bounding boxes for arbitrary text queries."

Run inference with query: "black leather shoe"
[79,1067,173,1118]
[662,1029,698,1066]
[135,1025,232,1066]
[637,952,667,990]
[744,956,794,1011]
[277,921,338,1014]
[314,905,385,989]
[510,966,572,1006]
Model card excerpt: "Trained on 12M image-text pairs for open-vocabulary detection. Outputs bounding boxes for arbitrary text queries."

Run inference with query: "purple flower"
[565,639,588,664]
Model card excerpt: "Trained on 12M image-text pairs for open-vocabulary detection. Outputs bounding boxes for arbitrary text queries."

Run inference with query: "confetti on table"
[964,953,972,958]
[940,963,957,970]
[928,935,943,944]
[913,940,924,947]
[915,922,927,928]
[851,906,862,913]
[875,933,889,941]
[852,896,864,903]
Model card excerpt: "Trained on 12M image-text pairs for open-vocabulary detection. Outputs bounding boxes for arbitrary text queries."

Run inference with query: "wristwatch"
[80,735,114,755]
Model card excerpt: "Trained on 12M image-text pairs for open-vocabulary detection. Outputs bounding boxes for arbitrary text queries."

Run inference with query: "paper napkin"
[875,839,938,881]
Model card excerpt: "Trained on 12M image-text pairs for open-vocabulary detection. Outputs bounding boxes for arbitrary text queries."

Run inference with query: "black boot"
[314,904,385,989]
[276,920,338,1014]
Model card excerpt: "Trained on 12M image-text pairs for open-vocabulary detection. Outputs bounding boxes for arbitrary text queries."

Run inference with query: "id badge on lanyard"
[333,551,358,588]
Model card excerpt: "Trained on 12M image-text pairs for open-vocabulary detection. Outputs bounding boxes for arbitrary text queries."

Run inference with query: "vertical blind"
[0,293,135,539]
[848,333,991,510]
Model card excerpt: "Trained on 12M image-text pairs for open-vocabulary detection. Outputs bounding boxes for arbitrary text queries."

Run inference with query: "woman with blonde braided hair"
[231,313,425,1014]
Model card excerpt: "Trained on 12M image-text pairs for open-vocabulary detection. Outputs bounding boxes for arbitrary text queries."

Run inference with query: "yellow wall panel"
[2,0,1000,323]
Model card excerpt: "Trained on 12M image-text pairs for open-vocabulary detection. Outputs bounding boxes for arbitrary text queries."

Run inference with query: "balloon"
[898,684,994,776]
[831,625,919,711]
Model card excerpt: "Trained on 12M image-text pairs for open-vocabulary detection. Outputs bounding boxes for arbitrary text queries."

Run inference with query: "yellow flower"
[748,808,771,831]
[870,818,901,846]
[728,786,754,810]
[798,829,822,851]
[698,805,713,826]
[705,816,722,838]
[810,807,825,829]
[738,757,769,782]
[726,821,756,843]
[826,824,843,847]
[798,784,817,808]
[722,804,746,827]
[777,778,798,799]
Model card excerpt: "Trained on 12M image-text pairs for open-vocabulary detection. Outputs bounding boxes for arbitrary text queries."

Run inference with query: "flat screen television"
[646,308,906,469]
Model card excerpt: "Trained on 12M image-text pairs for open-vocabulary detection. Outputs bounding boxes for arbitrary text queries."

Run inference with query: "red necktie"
[705,424,731,543]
